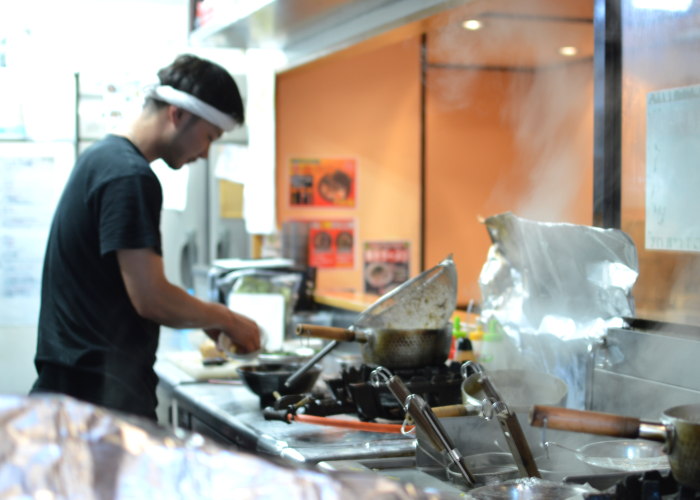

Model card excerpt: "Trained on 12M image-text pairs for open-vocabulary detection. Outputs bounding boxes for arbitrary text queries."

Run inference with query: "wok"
[530,404,700,489]
[294,323,451,368]
[237,363,321,407]
[284,255,457,388]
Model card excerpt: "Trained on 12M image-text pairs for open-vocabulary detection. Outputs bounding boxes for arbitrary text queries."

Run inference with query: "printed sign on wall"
[290,158,356,207]
[308,220,355,269]
[363,241,410,295]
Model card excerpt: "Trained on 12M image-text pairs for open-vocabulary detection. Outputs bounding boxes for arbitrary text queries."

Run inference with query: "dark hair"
[153,54,244,125]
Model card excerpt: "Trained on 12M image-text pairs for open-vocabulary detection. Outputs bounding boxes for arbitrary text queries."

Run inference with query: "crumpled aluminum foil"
[477,212,639,408]
[0,394,454,500]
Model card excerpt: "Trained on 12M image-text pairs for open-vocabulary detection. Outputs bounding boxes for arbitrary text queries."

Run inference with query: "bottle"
[449,317,465,361]
[455,336,475,363]
[469,322,484,361]
[478,317,510,371]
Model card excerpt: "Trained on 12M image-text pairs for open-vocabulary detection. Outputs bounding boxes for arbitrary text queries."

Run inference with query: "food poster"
[308,220,355,269]
[363,242,410,295]
[289,158,356,207]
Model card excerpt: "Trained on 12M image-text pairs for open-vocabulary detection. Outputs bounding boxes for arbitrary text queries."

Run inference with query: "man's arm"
[116,248,260,353]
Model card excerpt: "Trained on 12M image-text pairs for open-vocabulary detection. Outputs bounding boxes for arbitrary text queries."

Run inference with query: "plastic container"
[478,318,513,370]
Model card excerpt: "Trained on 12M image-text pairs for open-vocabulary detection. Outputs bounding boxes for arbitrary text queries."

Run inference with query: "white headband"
[150,85,238,132]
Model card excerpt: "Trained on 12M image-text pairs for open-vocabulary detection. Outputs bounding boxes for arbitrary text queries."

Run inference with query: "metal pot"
[462,368,568,412]
[430,368,567,418]
[446,453,520,488]
[530,404,700,489]
[295,323,452,368]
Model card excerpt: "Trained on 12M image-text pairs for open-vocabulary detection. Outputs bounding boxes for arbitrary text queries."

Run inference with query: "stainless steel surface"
[462,362,541,479]
[591,327,700,419]
[385,371,476,487]
[171,381,416,463]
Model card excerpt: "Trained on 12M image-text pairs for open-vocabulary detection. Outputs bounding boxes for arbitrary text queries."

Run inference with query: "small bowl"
[236,363,321,407]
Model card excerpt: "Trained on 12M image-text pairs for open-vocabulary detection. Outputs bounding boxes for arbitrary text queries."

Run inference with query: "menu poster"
[363,241,410,295]
[289,158,356,207]
[308,220,355,269]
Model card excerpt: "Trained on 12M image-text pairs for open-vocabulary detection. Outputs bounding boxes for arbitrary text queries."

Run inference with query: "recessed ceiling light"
[559,46,578,57]
[462,19,483,31]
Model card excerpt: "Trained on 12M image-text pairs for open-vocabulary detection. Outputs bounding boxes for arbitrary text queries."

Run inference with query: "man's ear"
[167,105,185,127]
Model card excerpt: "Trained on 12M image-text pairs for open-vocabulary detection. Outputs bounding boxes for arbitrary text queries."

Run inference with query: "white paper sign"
[646,84,700,252]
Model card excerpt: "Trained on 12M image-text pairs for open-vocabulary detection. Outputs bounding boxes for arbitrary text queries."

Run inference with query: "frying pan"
[530,404,700,489]
[284,255,457,388]
[294,324,452,368]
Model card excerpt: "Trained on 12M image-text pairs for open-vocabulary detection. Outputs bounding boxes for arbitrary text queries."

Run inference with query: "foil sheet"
[0,394,452,500]
[477,212,639,409]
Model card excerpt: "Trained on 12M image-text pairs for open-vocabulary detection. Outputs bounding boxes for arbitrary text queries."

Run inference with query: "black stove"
[274,362,463,422]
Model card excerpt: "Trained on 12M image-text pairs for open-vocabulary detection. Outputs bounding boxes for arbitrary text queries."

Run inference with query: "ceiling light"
[632,0,691,11]
[462,19,483,31]
[559,46,578,57]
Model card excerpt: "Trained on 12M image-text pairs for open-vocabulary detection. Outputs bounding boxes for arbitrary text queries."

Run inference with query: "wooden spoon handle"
[530,405,642,438]
[295,324,358,342]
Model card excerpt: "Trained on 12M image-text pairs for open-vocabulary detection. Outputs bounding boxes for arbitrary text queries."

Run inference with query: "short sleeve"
[97,174,162,256]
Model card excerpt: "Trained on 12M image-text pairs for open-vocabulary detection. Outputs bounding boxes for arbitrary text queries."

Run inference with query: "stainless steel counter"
[156,357,416,464]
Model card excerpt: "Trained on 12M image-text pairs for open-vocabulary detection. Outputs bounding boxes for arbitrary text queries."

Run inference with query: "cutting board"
[164,351,244,381]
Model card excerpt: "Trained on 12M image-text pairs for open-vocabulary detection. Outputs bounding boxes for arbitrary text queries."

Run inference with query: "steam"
[428,7,593,223]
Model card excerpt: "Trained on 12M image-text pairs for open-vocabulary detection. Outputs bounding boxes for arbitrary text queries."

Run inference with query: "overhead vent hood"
[189,0,468,70]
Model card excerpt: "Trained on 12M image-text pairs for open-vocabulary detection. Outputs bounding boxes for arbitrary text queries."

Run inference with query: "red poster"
[308,220,355,269]
[290,158,356,207]
[363,241,410,295]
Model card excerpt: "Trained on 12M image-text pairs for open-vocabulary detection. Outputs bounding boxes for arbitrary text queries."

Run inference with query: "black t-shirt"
[33,134,163,419]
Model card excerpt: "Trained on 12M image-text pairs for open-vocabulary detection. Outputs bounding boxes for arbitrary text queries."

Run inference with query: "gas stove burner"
[325,362,463,422]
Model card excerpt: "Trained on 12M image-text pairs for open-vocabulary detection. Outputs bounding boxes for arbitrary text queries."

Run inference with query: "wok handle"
[296,324,358,342]
[431,404,473,418]
[530,405,642,438]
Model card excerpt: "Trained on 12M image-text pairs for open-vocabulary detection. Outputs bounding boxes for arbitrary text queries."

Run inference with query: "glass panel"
[621,0,700,324]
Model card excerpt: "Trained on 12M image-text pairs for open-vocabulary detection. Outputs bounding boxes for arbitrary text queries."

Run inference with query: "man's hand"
[205,308,261,354]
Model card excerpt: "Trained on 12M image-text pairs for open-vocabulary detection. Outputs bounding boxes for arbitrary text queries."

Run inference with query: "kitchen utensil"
[237,363,321,407]
[459,362,541,479]
[446,452,520,487]
[462,368,568,412]
[466,477,598,500]
[530,404,700,489]
[431,367,568,418]
[542,439,669,472]
[285,255,457,387]
[294,324,452,368]
[375,367,476,488]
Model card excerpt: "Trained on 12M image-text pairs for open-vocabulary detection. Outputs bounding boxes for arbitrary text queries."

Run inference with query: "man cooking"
[30,54,260,421]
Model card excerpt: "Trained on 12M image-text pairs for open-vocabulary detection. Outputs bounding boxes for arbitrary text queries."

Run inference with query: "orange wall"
[426,63,595,303]
[276,37,423,293]
[276,38,594,304]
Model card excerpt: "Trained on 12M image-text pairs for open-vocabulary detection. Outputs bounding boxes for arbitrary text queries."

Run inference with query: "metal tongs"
[462,361,541,478]
[370,367,476,488]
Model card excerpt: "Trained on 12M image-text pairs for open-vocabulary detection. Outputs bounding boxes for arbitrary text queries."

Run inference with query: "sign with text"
[646,84,700,252]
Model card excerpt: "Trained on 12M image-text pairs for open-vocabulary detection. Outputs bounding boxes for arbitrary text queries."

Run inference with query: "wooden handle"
[530,405,642,438]
[431,404,470,418]
[295,324,358,342]
[292,414,412,434]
